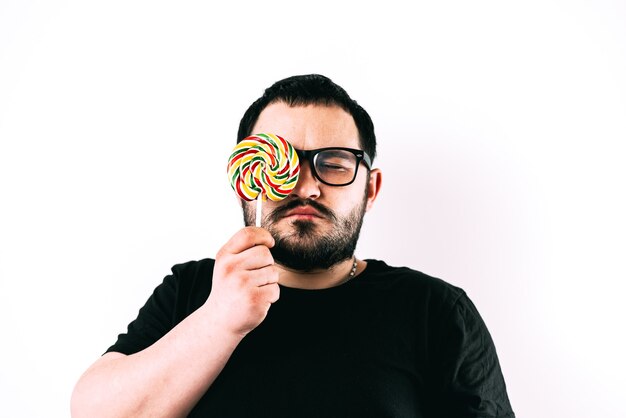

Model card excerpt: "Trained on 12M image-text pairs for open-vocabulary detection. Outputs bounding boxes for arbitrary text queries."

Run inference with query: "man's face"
[242,102,381,271]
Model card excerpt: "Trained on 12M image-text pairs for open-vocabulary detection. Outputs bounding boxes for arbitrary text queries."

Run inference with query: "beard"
[242,192,368,271]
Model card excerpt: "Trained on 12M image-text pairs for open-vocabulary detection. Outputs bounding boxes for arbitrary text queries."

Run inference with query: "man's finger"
[233,245,274,271]
[219,227,275,256]
[247,265,280,287]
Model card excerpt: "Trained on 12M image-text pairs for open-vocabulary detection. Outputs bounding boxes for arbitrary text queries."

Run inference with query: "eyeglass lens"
[313,150,359,185]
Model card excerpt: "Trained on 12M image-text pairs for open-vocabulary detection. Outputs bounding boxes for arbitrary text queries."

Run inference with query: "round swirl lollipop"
[227,133,300,226]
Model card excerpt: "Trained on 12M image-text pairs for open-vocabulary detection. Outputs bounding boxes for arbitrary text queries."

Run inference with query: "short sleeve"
[433,293,515,417]
[105,273,178,355]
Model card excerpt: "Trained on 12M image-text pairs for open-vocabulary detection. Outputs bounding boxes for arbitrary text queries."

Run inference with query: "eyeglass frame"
[295,147,373,187]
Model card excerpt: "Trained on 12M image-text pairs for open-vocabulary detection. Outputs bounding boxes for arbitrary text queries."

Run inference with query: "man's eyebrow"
[320,150,352,158]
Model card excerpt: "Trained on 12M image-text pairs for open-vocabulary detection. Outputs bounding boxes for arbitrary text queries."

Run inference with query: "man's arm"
[436,293,515,417]
[71,227,279,418]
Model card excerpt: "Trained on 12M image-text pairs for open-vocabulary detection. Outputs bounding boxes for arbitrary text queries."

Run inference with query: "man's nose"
[290,160,320,199]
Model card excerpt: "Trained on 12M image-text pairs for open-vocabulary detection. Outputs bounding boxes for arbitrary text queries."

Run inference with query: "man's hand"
[205,227,280,337]
[71,227,278,418]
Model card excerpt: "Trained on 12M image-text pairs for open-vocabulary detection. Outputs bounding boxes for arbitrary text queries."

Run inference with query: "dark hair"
[237,74,377,162]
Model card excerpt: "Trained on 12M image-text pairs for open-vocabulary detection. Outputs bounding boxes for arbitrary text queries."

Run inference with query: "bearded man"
[71,74,515,417]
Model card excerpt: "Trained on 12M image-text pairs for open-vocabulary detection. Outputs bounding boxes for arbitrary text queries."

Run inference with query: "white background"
[1,1,625,417]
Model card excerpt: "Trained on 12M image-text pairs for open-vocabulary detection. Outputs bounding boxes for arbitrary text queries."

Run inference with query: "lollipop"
[227,133,300,226]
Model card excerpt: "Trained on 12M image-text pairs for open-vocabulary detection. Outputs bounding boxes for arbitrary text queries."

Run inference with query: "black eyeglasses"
[295,147,372,186]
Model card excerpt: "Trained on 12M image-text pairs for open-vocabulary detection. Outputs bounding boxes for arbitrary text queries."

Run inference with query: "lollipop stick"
[255,195,263,227]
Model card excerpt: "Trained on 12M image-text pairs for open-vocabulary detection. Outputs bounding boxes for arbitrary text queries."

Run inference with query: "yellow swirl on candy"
[227,133,300,201]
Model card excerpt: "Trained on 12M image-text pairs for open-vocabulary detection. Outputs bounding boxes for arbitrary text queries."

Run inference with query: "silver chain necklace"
[339,257,358,285]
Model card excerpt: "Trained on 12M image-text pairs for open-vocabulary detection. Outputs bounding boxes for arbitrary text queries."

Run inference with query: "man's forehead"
[251,102,360,150]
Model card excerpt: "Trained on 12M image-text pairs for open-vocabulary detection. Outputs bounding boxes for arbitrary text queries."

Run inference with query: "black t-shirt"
[107,259,515,417]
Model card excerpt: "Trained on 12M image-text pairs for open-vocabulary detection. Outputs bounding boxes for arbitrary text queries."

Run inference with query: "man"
[71,74,515,417]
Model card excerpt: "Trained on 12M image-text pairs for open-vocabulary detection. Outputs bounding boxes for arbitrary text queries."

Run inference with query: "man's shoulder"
[170,258,216,278]
[364,259,463,289]
[363,259,467,307]
[168,258,216,298]
[163,258,217,319]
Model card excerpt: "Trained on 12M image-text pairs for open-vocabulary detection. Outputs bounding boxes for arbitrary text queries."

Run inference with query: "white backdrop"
[1,1,625,417]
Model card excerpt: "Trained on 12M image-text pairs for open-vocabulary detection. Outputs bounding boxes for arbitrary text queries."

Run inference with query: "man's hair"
[237,74,377,162]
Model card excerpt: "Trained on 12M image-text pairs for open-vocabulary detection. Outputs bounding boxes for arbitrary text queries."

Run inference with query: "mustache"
[268,199,337,223]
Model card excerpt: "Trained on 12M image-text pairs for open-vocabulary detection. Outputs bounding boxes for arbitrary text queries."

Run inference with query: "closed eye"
[321,163,345,169]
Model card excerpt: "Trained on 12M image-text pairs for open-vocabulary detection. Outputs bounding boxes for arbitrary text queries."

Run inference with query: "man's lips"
[268,199,336,224]
[283,207,324,218]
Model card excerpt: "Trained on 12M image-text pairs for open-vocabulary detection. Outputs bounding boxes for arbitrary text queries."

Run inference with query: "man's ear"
[365,168,382,212]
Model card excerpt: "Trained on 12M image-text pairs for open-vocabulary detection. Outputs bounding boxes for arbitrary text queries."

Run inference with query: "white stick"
[255,196,262,227]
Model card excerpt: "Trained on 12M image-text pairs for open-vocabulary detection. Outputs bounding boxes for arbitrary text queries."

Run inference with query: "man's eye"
[320,163,348,171]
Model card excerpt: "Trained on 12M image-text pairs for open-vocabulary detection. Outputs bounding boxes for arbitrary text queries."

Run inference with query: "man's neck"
[277,258,365,290]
